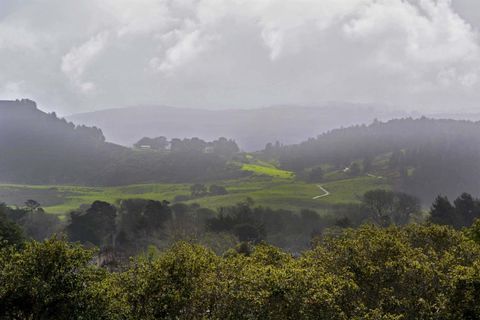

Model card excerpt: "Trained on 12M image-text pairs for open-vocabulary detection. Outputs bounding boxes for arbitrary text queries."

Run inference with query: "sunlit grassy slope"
[241,163,294,179]
[0,176,389,216]
[0,155,392,216]
[0,183,191,214]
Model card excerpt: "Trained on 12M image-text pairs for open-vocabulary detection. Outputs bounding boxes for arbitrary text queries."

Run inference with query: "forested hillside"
[262,118,480,202]
[0,100,241,185]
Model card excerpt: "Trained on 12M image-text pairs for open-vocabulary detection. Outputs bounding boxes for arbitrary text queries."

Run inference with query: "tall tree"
[429,195,457,226]
[67,201,117,247]
[0,205,24,247]
[454,193,480,227]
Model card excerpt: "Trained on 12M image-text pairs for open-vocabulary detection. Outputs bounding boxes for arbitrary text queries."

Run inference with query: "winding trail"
[312,173,383,200]
[312,185,330,200]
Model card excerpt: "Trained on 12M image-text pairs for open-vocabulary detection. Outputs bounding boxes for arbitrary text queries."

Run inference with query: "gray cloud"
[0,0,479,114]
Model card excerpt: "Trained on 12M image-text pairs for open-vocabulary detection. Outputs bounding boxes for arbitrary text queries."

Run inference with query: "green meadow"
[0,175,390,217]
[0,156,393,216]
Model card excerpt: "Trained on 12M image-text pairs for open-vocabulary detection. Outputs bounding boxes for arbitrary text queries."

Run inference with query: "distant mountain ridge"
[67,103,411,151]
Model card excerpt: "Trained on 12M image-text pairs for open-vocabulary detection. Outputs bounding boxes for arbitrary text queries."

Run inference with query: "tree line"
[4,190,480,260]
[134,136,239,157]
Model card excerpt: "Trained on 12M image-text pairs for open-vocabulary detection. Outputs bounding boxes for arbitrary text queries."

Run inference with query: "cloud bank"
[0,0,479,114]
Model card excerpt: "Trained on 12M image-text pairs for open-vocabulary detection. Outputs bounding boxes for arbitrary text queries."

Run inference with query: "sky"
[0,0,480,115]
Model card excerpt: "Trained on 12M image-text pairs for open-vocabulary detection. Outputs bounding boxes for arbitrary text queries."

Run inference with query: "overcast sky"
[0,0,479,115]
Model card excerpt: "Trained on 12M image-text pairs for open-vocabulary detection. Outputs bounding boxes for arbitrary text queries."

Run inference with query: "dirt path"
[367,173,383,179]
[312,185,330,199]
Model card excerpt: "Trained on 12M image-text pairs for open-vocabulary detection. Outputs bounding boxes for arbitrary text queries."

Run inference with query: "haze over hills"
[261,117,480,203]
[428,112,480,122]
[0,99,242,185]
[67,103,412,151]
[3,98,480,205]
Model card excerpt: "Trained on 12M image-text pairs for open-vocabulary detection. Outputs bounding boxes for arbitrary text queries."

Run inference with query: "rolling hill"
[2,100,480,213]
[262,117,480,203]
[0,100,241,186]
[67,103,409,151]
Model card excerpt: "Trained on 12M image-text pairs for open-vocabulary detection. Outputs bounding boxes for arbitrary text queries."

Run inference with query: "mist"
[67,102,413,150]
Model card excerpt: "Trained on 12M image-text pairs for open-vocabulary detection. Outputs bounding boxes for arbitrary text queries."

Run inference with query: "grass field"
[0,173,391,216]
[0,155,395,216]
[0,183,192,214]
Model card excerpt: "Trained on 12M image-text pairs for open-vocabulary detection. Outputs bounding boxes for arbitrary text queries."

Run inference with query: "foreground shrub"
[112,242,220,319]
[3,224,480,319]
[0,237,113,319]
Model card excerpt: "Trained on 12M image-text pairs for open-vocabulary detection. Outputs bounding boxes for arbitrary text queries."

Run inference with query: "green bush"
[3,224,480,319]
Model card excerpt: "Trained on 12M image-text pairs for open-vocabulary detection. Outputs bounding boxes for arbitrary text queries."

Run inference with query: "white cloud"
[61,32,109,93]
[0,0,479,113]
[97,0,172,37]
[154,29,213,73]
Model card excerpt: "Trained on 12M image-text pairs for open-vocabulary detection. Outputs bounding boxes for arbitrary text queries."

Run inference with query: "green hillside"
[0,159,391,216]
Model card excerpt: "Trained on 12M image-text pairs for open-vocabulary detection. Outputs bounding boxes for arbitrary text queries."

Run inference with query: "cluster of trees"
[3,224,480,319]
[327,189,422,230]
[0,102,244,185]
[360,189,421,226]
[0,188,426,258]
[0,201,61,244]
[60,189,426,256]
[4,189,476,259]
[429,193,480,228]
[189,184,228,198]
[307,166,324,182]
[135,136,240,157]
[174,183,230,202]
[62,199,333,256]
[262,118,480,202]
[134,136,169,150]
[66,199,175,258]
[206,201,334,251]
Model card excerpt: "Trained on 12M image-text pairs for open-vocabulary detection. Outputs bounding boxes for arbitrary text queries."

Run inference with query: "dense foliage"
[2,224,480,319]
[1,191,480,318]
[0,238,112,319]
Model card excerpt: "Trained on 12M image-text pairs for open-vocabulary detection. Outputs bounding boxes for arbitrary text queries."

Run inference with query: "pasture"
[0,174,390,216]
